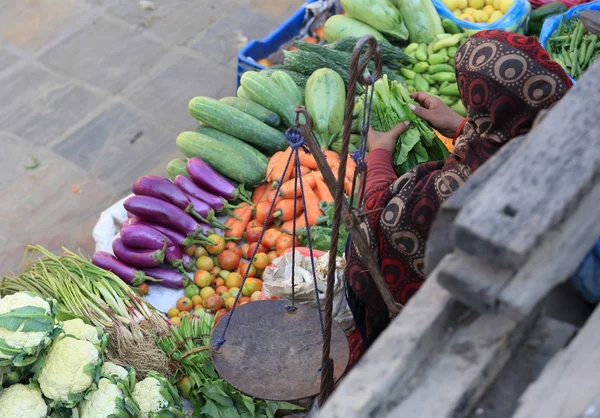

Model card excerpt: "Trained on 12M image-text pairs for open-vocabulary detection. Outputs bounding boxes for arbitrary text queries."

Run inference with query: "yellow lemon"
[499,0,513,13]
[493,0,501,9]
[488,10,504,21]
[483,5,496,15]
[457,0,469,9]
[443,0,459,10]
[453,8,463,16]
[472,10,489,22]
[485,0,494,5]
[463,7,476,14]
[459,13,475,22]
[468,0,486,8]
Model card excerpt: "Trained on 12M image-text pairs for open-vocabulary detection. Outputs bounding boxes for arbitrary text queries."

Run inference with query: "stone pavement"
[0,0,303,275]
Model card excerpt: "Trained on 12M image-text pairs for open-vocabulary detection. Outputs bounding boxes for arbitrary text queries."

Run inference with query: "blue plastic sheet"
[571,238,600,304]
[432,0,531,33]
[539,1,600,83]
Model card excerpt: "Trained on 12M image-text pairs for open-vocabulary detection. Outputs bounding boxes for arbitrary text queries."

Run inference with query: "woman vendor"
[345,30,574,346]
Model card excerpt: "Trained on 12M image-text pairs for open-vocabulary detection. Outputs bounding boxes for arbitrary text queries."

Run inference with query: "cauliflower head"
[79,364,140,418]
[0,292,59,367]
[133,371,185,418]
[62,319,99,344]
[101,362,128,380]
[38,336,102,408]
[0,383,47,418]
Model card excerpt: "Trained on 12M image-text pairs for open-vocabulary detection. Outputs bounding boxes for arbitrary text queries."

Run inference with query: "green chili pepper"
[430,72,456,82]
[414,74,430,92]
[415,44,428,62]
[404,43,419,54]
[429,64,454,74]
[413,61,430,73]
[400,68,416,80]
[428,53,449,65]
[439,82,460,96]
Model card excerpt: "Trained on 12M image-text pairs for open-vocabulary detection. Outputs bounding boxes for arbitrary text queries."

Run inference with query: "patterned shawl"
[345,30,573,345]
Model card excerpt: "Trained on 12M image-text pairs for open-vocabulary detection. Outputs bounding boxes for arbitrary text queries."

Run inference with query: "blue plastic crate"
[237,1,318,87]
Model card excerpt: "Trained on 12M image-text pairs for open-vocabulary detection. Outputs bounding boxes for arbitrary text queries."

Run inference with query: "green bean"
[579,37,588,66]
[584,35,597,69]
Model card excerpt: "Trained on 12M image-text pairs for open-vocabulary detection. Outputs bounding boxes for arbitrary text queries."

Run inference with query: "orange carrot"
[314,174,334,203]
[316,169,353,197]
[224,203,252,239]
[273,198,303,221]
[299,151,318,170]
[302,183,323,227]
[252,183,268,204]
[266,152,284,183]
[279,173,318,199]
[280,214,308,235]
[271,148,294,187]
[291,165,311,178]
[346,158,356,181]
[324,150,340,163]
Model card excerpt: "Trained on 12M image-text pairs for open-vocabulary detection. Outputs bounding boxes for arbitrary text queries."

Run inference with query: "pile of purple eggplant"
[92,157,252,290]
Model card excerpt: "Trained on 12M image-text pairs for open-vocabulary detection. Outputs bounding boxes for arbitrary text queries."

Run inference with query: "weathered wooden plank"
[469,317,576,418]
[437,250,514,314]
[318,268,467,417]
[452,61,600,268]
[425,136,524,275]
[384,303,540,418]
[497,180,600,321]
[513,306,600,418]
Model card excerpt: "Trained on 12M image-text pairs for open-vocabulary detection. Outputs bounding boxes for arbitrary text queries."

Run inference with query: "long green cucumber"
[240,71,297,127]
[194,124,268,169]
[270,70,304,105]
[176,132,265,187]
[166,158,189,180]
[188,96,287,154]
[219,97,280,127]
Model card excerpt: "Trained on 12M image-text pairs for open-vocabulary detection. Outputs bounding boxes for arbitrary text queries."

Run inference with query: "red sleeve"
[365,149,397,191]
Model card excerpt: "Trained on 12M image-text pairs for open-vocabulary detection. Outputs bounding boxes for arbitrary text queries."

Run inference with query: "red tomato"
[275,234,296,255]
[225,242,242,258]
[253,253,269,270]
[218,250,241,271]
[261,228,282,250]
[245,226,262,244]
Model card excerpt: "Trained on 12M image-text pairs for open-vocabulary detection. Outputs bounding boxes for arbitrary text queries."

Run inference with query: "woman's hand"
[410,92,465,138]
[367,122,410,153]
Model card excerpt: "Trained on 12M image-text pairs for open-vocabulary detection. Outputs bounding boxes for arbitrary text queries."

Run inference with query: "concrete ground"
[0,0,303,276]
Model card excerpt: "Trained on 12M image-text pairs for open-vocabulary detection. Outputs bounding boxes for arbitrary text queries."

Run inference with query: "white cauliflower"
[62,319,99,344]
[0,383,47,418]
[38,336,102,408]
[101,362,128,380]
[133,372,186,418]
[79,365,140,418]
[0,292,58,365]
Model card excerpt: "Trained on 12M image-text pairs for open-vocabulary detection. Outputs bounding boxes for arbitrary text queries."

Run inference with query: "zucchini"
[176,132,265,187]
[239,72,296,127]
[305,68,346,150]
[194,124,268,168]
[189,96,288,154]
[219,96,280,127]
[166,158,189,180]
[270,70,304,105]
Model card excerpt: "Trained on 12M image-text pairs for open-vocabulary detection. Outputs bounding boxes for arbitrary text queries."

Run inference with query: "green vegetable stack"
[547,15,599,80]
[401,22,477,117]
[368,75,450,176]
[527,2,568,37]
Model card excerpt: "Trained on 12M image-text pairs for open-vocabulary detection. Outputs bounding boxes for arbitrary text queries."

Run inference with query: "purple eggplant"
[113,238,165,268]
[142,267,188,289]
[123,196,214,243]
[186,157,252,204]
[185,193,229,230]
[92,251,157,286]
[174,175,241,220]
[127,218,202,248]
[132,175,225,229]
[120,221,183,265]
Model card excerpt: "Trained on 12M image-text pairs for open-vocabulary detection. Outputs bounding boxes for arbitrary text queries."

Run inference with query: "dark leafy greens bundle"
[369,75,449,176]
[299,201,349,258]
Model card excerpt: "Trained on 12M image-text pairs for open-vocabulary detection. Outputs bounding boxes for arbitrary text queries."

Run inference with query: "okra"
[430,72,456,82]
[433,33,463,53]
[439,82,459,96]
[414,74,430,92]
[404,43,420,54]
[413,61,430,73]
[400,68,416,80]
[415,44,428,62]
[429,64,454,74]
[428,53,449,65]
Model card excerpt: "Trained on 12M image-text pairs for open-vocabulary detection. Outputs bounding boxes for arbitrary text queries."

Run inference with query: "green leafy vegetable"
[299,201,349,257]
[368,75,449,176]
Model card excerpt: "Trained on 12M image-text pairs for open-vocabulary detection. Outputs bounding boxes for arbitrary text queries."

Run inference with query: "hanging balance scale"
[210,36,403,403]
